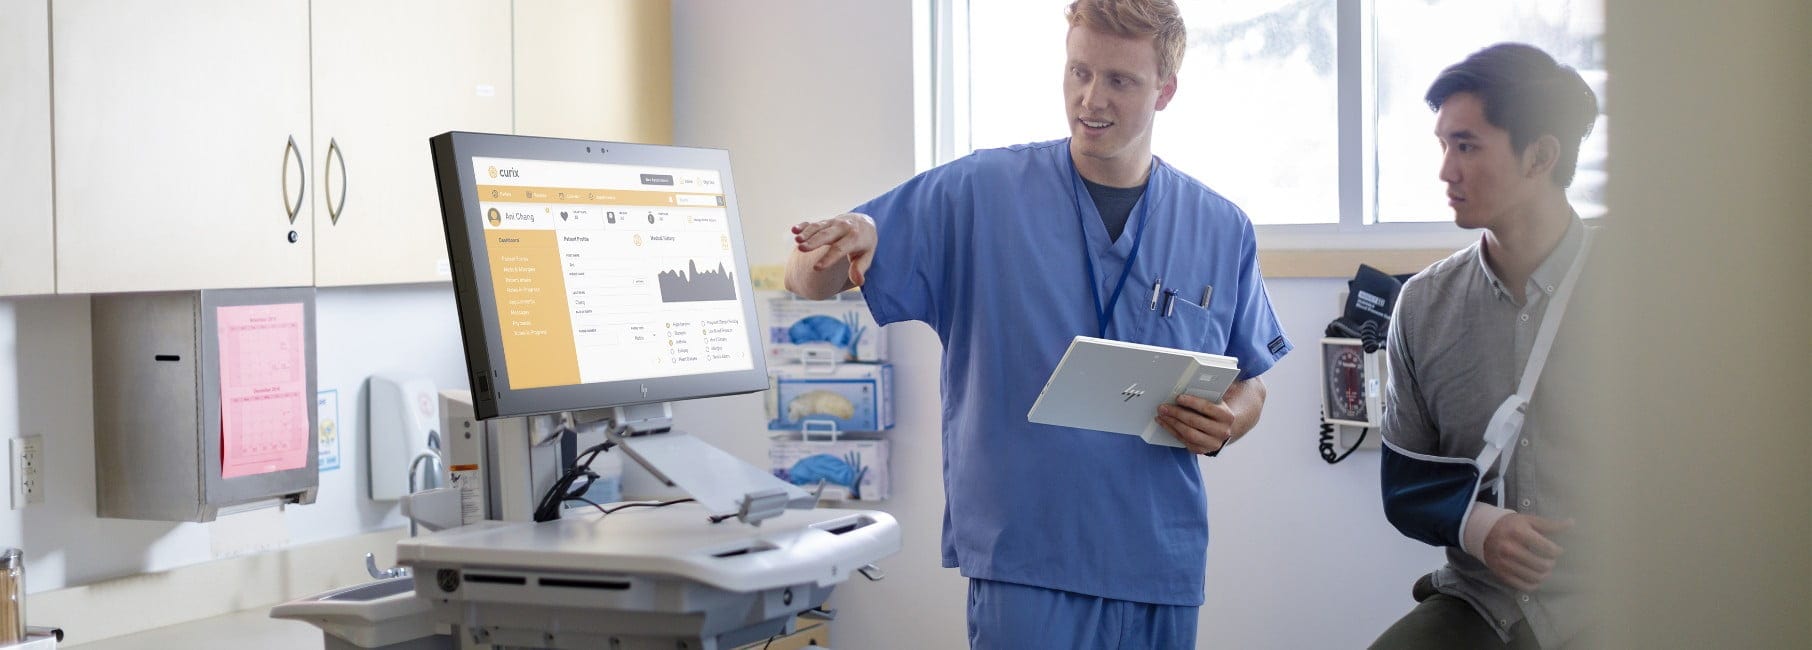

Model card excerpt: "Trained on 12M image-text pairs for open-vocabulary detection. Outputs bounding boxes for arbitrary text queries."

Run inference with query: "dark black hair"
[1425,42,1600,188]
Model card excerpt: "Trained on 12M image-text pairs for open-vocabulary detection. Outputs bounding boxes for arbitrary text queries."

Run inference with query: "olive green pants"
[1369,573,1554,650]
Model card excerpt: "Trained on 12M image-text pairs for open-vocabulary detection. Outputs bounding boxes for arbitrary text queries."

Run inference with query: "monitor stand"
[609,429,814,524]
[555,403,815,525]
[275,398,899,650]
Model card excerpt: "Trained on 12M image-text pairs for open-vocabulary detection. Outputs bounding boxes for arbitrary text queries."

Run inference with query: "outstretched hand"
[791,213,876,290]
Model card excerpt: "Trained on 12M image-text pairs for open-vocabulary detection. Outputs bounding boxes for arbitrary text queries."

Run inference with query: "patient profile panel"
[482,228,579,388]
[471,156,755,391]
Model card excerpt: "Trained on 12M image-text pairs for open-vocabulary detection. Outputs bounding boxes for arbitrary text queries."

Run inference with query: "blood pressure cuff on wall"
[1325,264,1402,352]
[1380,441,1483,549]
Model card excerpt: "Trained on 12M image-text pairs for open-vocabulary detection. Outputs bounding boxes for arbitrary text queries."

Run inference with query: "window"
[1373,0,1605,222]
[941,0,1605,241]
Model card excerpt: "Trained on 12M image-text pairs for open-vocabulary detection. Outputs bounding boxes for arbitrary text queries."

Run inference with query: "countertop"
[62,604,832,649]
[64,607,320,650]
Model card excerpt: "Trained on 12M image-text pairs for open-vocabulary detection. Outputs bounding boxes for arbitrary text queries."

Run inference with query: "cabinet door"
[310,0,513,287]
[514,0,672,144]
[0,0,55,296]
[53,0,313,293]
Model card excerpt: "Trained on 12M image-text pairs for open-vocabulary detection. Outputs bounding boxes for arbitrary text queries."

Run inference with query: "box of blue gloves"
[767,362,894,432]
[763,291,888,364]
[769,434,890,502]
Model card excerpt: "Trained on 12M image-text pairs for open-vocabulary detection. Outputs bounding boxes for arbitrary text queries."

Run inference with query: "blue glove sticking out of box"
[781,451,868,500]
[785,311,868,359]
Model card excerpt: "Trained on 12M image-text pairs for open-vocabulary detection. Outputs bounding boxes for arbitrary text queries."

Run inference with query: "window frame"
[924,0,1515,267]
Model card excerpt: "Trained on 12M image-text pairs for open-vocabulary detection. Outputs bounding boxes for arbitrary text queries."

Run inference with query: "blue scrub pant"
[967,578,1199,649]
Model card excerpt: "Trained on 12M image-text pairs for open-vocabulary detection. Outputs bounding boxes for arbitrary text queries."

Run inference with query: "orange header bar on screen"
[476,185,720,208]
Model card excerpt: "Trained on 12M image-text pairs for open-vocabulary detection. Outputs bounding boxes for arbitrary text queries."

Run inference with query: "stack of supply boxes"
[762,290,892,502]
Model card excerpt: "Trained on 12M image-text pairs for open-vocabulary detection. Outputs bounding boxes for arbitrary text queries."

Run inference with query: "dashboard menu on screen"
[472,157,754,390]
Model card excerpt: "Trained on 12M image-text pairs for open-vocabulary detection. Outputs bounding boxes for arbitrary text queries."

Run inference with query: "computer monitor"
[430,132,768,420]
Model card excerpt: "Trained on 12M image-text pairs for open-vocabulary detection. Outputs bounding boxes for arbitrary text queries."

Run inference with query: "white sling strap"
[1475,228,1596,503]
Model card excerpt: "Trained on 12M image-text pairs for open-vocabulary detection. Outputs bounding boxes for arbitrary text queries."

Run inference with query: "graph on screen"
[657,259,737,303]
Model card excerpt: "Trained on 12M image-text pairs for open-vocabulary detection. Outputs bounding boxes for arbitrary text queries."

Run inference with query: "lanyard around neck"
[1067,149,1154,339]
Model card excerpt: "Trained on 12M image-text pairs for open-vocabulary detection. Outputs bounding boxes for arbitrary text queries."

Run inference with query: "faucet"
[372,434,445,578]
[365,553,408,580]
[407,449,445,537]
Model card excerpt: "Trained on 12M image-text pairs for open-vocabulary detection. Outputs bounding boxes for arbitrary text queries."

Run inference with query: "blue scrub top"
[857,139,1292,606]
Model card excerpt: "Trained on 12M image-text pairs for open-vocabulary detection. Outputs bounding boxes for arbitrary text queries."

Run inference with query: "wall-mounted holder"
[763,290,886,364]
[766,363,894,432]
[768,432,890,502]
[366,374,441,502]
[92,287,319,522]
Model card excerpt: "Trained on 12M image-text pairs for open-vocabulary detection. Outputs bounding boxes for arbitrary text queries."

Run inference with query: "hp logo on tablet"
[1120,383,1146,402]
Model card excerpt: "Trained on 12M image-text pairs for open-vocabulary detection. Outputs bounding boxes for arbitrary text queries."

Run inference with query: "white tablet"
[1027,336,1240,447]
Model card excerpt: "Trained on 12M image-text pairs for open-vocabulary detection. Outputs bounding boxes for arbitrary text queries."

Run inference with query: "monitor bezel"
[431,131,769,420]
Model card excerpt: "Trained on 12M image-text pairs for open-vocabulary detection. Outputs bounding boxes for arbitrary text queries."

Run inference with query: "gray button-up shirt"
[1383,217,1594,647]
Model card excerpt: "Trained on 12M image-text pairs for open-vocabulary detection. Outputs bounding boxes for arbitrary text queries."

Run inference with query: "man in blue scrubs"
[786,1,1290,646]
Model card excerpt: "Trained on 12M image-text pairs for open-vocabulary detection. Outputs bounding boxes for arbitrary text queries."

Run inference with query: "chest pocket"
[1135,296,1216,352]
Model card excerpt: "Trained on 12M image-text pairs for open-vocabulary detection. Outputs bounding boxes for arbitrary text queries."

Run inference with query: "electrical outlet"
[11,435,43,509]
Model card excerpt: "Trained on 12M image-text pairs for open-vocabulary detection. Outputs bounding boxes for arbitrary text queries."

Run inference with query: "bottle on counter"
[0,547,23,644]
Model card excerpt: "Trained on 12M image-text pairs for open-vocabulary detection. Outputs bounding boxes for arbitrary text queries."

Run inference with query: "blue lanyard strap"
[1067,149,1154,339]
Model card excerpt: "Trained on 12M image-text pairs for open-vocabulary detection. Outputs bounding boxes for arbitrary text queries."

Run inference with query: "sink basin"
[322,578,415,602]
[270,577,449,649]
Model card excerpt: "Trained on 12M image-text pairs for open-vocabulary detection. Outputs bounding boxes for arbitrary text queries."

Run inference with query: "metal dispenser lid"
[0,548,19,569]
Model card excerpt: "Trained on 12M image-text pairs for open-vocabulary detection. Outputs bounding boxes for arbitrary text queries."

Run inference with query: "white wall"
[0,284,469,592]
[671,1,1442,647]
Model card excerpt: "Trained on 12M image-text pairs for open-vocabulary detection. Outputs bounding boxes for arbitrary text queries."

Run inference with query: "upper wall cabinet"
[53,0,314,293]
[1,0,57,297]
[309,0,512,287]
[514,0,673,144]
[47,0,673,293]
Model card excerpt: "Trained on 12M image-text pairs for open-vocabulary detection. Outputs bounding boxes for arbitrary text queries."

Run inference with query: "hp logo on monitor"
[1120,383,1146,402]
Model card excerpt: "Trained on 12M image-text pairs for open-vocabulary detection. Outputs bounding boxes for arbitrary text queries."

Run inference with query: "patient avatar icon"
[486,207,501,227]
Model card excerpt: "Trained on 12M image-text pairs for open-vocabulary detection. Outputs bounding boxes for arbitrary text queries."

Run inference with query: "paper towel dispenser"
[91,288,320,522]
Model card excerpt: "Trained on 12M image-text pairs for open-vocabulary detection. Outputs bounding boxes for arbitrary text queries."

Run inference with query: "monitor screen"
[430,132,768,420]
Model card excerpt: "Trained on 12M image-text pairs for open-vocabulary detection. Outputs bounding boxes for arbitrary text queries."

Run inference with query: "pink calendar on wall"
[217,302,310,479]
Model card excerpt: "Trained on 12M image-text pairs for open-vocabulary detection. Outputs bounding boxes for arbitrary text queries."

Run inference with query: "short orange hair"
[1066,0,1186,80]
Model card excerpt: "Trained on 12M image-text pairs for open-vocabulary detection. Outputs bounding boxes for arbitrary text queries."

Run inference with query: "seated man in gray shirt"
[1371,43,1602,649]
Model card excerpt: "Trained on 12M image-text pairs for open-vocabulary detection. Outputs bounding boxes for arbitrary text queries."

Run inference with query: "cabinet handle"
[281,135,306,224]
[325,138,349,224]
